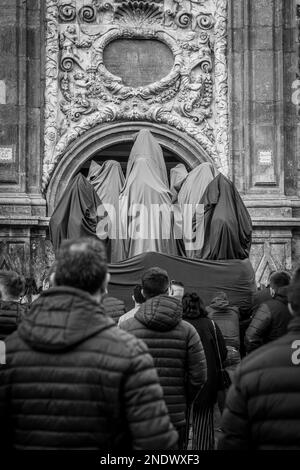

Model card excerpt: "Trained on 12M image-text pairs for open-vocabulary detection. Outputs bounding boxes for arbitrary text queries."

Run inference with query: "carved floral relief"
[44,0,229,190]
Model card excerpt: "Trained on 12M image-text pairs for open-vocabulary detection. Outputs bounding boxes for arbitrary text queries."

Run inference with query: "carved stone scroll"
[44,0,229,190]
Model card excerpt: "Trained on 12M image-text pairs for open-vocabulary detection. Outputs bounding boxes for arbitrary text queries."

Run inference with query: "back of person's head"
[269,271,290,295]
[133,284,145,305]
[141,267,169,299]
[288,282,300,316]
[55,238,108,295]
[182,292,207,319]
[169,280,185,300]
[0,270,25,301]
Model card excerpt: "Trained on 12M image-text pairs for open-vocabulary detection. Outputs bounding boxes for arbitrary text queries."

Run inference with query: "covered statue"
[49,173,100,252]
[199,173,252,260]
[120,130,178,258]
[177,162,219,258]
[87,160,125,262]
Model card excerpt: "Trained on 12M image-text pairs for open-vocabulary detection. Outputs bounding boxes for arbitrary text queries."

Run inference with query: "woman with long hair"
[182,292,227,450]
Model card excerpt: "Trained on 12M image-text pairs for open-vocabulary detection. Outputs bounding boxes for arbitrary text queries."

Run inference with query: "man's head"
[141,267,169,300]
[0,270,25,301]
[269,271,290,297]
[288,282,300,317]
[132,284,145,306]
[169,280,185,300]
[55,238,109,301]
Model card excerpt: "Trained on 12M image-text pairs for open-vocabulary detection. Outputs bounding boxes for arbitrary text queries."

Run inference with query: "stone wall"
[0,0,299,288]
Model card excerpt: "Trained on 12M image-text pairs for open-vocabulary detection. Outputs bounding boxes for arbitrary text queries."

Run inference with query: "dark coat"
[103,295,126,324]
[206,293,240,350]
[120,295,207,429]
[183,312,227,408]
[219,316,300,450]
[245,288,292,353]
[0,287,178,451]
[0,301,27,341]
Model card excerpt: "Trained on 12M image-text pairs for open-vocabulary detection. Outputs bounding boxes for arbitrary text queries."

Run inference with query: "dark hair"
[270,271,291,291]
[0,270,25,299]
[170,280,184,287]
[133,285,145,304]
[288,282,300,316]
[55,238,107,295]
[141,267,169,299]
[182,292,207,319]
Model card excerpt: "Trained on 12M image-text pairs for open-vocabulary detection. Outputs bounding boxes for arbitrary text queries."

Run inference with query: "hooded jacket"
[0,300,28,341]
[219,316,300,450]
[120,295,207,429]
[0,287,178,451]
[245,287,292,354]
[206,293,240,350]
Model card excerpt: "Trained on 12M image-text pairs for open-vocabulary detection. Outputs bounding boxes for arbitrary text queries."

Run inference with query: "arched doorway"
[46,121,214,214]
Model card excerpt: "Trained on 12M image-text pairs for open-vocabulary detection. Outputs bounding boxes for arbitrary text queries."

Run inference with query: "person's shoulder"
[97,322,149,358]
[120,315,141,332]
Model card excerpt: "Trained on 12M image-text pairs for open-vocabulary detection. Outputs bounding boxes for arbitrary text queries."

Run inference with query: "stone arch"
[46,121,215,215]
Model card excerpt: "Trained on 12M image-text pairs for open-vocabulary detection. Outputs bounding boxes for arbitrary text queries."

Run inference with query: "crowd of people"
[0,238,300,451]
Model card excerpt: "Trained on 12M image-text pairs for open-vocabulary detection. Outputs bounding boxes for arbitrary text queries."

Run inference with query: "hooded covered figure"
[120,130,178,258]
[170,163,188,203]
[199,173,252,260]
[126,129,169,188]
[49,173,100,252]
[87,160,125,262]
[177,162,219,258]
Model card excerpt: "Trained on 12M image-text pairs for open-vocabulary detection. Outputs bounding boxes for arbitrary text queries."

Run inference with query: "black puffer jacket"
[245,288,292,353]
[103,295,126,323]
[0,287,178,451]
[121,295,207,429]
[0,301,28,341]
[219,316,300,450]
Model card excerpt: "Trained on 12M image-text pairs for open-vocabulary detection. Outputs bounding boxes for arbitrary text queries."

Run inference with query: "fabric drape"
[88,160,125,262]
[177,162,219,258]
[49,173,100,252]
[126,129,169,188]
[120,130,178,258]
[199,174,252,260]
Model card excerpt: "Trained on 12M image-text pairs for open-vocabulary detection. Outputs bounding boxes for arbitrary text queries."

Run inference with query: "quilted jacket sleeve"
[218,368,251,450]
[245,303,272,354]
[124,337,178,450]
[185,323,207,404]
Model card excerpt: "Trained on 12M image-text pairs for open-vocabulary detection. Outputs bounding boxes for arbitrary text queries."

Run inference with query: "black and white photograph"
[0,0,299,459]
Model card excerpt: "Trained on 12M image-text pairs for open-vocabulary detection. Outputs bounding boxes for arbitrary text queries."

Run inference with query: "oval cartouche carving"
[103,39,174,88]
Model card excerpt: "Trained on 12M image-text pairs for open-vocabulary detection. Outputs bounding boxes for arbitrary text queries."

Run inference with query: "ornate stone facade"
[0,0,299,289]
[43,0,229,190]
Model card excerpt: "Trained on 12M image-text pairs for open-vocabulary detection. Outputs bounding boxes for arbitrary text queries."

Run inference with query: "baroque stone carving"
[44,0,229,190]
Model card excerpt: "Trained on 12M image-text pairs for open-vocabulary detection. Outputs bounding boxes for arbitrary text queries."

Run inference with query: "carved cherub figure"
[59,25,78,56]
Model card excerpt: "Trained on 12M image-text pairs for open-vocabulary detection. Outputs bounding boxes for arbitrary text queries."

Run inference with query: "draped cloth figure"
[170,163,188,203]
[199,173,252,260]
[126,129,169,187]
[49,173,100,252]
[88,160,125,262]
[177,162,219,258]
[120,130,178,258]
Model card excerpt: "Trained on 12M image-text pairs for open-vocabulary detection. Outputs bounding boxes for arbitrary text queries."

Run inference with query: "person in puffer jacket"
[103,293,126,324]
[219,280,300,450]
[206,292,241,375]
[120,267,207,450]
[0,239,178,451]
[0,270,27,341]
[245,271,291,354]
